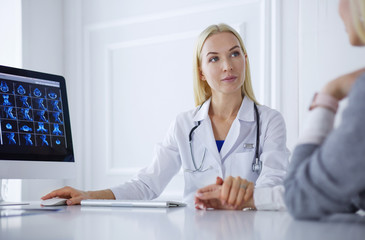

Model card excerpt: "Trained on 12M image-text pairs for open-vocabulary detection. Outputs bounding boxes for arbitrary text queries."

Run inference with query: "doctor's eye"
[230,51,240,58]
[209,56,219,63]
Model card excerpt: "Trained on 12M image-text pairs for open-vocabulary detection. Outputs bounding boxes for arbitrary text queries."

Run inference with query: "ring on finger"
[239,183,248,190]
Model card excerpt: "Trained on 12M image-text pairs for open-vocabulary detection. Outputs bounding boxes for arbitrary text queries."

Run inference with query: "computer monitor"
[0,65,75,205]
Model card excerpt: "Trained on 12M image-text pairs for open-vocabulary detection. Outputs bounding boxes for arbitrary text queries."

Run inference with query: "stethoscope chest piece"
[252,158,262,174]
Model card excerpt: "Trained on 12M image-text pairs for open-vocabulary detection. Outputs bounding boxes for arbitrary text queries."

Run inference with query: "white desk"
[1,204,364,240]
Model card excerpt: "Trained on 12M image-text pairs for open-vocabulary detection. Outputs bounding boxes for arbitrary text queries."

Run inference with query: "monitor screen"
[0,65,75,179]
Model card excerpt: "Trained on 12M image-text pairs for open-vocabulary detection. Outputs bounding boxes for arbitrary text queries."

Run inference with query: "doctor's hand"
[42,186,115,205]
[195,176,255,210]
[322,67,365,101]
[41,186,89,205]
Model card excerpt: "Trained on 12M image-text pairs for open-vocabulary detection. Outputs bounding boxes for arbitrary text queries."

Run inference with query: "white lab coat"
[111,97,290,205]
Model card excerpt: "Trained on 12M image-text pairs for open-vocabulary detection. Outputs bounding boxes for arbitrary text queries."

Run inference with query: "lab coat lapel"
[220,97,255,159]
[192,99,222,164]
[193,118,221,164]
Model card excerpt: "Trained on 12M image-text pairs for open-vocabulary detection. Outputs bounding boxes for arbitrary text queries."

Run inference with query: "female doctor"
[42,23,290,206]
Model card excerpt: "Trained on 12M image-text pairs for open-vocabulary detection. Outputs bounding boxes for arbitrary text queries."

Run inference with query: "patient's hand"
[195,176,255,210]
[41,186,89,205]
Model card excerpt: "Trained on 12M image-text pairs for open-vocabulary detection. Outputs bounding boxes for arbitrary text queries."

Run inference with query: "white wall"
[0,0,22,67]
[19,0,67,201]
[281,0,365,150]
[0,0,22,202]
[297,0,365,130]
[3,0,365,201]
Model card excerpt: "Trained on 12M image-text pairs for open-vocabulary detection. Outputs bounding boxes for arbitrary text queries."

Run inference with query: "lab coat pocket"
[230,151,258,183]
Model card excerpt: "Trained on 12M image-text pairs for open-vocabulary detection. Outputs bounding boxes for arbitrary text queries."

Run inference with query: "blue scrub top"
[216,140,224,153]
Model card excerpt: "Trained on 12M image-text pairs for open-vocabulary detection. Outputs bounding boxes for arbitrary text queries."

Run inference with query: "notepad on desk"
[80,199,186,208]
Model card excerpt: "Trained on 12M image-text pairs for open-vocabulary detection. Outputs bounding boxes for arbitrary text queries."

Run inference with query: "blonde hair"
[350,0,365,43]
[192,23,259,107]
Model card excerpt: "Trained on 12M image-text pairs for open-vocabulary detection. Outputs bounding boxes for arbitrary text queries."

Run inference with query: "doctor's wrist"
[86,189,116,200]
[240,198,256,210]
[237,194,256,210]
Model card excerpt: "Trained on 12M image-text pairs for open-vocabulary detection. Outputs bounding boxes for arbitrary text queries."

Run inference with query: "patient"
[284,0,365,219]
[195,0,365,217]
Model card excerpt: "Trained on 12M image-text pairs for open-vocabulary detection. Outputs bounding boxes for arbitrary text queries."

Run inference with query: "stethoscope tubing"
[187,103,262,174]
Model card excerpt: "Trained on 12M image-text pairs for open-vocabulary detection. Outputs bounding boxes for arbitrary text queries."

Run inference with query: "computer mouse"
[41,197,68,206]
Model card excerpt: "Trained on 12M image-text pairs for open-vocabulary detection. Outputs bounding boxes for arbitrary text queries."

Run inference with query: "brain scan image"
[33,88,42,97]
[51,100,62,112]
[24,134,33,146]
[20,108,33,121]
[1,81,10,93]
[20,125,32,132]
[2,121,17,132]
[36,122,48,133]
[52,137,65,147]
[40,135,49,146]
[35,98,47,110]
[2,95,12,106]
[4,107,16,120]
[6,132,17,145]
[20,96,31,108]
[37,110,48,122]
[17,85,26,95]
[52,123,63,135]
[48,92,57,99]
[52,112,63,123]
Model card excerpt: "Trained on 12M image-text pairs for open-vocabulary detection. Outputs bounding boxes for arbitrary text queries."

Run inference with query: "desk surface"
[1,203,364,240]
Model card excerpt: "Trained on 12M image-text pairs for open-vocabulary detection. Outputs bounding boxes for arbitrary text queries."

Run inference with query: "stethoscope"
[185,103,262,174]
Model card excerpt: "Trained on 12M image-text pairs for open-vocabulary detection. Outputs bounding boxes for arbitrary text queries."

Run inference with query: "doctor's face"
[200,32,246,97]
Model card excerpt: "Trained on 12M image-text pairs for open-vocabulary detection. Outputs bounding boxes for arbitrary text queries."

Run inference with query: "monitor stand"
[0,179,29,206]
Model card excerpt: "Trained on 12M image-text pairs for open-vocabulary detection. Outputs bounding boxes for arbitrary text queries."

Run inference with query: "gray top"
[284,73,365,220]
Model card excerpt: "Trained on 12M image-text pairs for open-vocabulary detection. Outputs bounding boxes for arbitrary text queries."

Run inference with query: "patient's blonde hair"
[350,0,365,43]
[192,23,259,106]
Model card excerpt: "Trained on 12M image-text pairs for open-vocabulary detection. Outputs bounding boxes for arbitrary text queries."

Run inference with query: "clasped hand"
[195,176,255,210]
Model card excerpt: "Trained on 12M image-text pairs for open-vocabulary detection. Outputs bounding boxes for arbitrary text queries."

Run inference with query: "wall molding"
[104,30,199,175]
[84,0,259,32]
